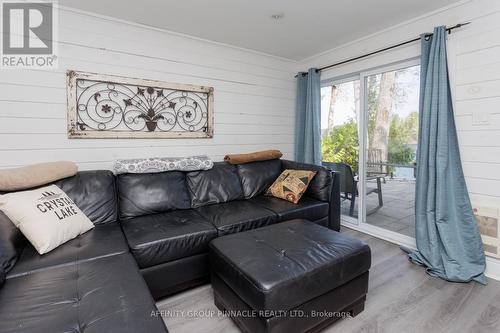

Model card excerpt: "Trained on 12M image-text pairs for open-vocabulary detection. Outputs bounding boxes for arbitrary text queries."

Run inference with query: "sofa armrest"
[0,266,5,288]
[0,212,27,273]
[281,160,341,231]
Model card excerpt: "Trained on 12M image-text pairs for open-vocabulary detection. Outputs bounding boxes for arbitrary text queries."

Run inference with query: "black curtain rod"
[297,22,470,76]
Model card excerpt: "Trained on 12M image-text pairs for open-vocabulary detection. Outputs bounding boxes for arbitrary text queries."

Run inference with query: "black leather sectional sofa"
[0,159,340,333]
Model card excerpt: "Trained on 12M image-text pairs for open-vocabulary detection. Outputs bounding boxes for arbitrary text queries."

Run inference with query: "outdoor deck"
[341,178,416,238]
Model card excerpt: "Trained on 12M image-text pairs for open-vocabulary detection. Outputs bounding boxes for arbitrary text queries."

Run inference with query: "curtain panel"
[295,68,322,165]
[408,26,486,284]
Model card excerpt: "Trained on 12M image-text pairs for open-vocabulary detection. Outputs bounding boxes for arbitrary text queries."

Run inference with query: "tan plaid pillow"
[265,169,316,204]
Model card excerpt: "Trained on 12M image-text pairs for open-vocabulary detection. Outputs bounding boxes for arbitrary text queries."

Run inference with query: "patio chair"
[367,148,389,182]
[322,162,383,217]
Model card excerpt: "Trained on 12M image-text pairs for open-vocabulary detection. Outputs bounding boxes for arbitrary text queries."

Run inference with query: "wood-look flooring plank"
[157,228,500,333]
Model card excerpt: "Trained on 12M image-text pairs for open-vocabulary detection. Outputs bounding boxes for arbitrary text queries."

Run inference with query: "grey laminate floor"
[156,228,500,333]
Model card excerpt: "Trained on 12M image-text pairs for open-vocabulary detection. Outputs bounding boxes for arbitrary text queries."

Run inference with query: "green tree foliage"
[388,112,418,164]
[321,120,359,172]
[321,112,418,173]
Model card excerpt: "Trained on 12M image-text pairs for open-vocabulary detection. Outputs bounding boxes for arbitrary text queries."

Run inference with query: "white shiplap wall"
[299,0,500,278]
[0,7,297,170]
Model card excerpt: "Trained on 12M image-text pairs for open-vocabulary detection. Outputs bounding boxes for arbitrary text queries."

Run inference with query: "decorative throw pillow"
[266,169,317,204]
[113,155,213,174]
[0,185,94,255]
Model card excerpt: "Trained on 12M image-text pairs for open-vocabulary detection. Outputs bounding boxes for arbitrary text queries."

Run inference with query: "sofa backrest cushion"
[0,211,26,273]
[54,170,118,225]
[186,162,243,208]
[281,160,332,202]
[236,159,282,199]
[117,172,191,220]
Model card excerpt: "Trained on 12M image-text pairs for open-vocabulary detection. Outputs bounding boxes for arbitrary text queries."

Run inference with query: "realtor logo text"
[1,1,58,69]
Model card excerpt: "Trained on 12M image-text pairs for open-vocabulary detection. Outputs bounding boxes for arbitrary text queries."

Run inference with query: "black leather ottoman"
[209,219,371,333]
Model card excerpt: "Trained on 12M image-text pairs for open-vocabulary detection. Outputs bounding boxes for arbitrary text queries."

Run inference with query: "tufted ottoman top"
[209,219,371,313]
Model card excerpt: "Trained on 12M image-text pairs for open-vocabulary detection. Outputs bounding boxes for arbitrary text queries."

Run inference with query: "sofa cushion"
[0,254,168,333]
[281,160,333,202]
[55,170,118,225]
[7,223,128,278]
[121,210,218,268]
[0,212,25,273]
[210,220,371,312]
[186,162,243,208]
[195,200,278,236]
[236,159,282,199]
[249,195,329,222]
[117,171,191,220]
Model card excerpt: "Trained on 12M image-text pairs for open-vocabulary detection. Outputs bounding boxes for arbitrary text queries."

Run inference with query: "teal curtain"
[408,26,487,284]
[295,68,321,165]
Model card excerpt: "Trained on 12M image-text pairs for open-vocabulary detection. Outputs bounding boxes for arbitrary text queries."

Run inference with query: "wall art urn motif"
[66,70,214,139]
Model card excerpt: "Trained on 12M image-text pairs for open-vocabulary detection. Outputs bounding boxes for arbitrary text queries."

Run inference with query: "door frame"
[321,57,420,248]
[320,75,360,226]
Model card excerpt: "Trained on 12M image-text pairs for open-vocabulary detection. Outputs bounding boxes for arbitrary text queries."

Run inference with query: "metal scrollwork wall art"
[66,70,214,138]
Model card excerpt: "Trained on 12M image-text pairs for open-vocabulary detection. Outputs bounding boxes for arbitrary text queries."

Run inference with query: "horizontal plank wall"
[300,0,500,279]
[0,6,297,170]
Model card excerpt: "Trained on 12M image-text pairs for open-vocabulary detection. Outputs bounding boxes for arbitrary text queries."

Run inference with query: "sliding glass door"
[321,59,420,238]
[363,63,420,237]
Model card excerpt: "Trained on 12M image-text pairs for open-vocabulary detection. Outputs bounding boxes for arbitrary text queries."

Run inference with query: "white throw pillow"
[0,185,94,254]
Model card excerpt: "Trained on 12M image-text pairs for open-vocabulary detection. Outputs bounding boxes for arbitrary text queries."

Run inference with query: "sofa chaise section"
[0,170,168,333]
[0,253,167,333]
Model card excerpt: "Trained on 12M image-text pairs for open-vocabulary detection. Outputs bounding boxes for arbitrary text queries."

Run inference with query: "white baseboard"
[485,256,500,281]
[342,221,500,282]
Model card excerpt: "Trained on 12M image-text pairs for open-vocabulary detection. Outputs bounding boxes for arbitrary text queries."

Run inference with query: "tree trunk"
[353,80,361,137]
[367,75,378,148]
[327,85,337,132]
[371,72,396,162]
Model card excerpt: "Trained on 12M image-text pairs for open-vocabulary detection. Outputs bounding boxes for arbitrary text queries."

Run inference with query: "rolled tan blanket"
[0,161,78,191]
[224,150,283,165]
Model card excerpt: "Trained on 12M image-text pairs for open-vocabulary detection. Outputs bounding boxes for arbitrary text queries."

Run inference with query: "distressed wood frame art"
[67,70,214,139]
